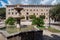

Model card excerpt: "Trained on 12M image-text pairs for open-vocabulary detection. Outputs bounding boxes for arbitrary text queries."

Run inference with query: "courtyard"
[0,4,60,40]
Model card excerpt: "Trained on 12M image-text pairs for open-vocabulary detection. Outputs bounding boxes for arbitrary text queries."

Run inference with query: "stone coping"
[0,30,43,38]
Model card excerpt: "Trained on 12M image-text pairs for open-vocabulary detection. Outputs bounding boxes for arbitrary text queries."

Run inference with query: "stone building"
[6,5,54,24]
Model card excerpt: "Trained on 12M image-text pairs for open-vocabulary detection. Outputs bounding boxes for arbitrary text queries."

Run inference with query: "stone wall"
[7,30,43,40]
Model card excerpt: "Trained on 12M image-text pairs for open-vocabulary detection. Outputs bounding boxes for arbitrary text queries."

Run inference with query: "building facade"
[6,5,53,23]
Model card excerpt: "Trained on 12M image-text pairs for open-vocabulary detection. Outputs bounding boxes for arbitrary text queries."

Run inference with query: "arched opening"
[26,16,29,20]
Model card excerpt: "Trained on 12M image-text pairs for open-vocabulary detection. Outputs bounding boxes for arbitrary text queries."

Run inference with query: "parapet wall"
[7,30,43,40]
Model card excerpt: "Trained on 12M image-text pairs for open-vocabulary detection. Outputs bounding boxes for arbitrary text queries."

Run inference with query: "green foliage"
[32,17,44,27]
[29,15,36,19]
[39,15,45,19]
[48,27,60,33]
[0,8,6,18]
[49,4,60,21]
[5,17,16,25]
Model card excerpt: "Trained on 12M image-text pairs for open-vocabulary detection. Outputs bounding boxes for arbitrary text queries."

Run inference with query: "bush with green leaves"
[0,8,6,19]
[29,15,44,27]
[39,15,45,19]
[49,4,60,21]
[5,17,16,25]
[29,15,36,19]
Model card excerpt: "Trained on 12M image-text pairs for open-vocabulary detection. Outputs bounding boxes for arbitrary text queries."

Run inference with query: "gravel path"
[43,30,60,40]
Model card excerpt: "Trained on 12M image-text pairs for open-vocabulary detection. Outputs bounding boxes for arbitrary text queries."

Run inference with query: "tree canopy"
[0,8,6,19]
[29,15,44,27]
[39,15,45,19]
[5,17,16,25]
[49,5,60,21]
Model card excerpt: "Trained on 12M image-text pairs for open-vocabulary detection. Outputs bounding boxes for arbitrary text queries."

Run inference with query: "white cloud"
[20,0,30,5]
[40,0,49,5]
[21,1,29,5]
[1,0,60,7]
[0,0,12,7]
[0,1,7,7]
[9,0,60,5]
[8,0,12,5]
[9,0,17,4]
[40,0,60,5]
[51,0,57,5]
[25,0,28,2]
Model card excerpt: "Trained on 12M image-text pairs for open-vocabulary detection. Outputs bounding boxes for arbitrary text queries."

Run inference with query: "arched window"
[12,12,14,15]
[8,12,10,15]
[26,12,29,15]
[34,13,35,15]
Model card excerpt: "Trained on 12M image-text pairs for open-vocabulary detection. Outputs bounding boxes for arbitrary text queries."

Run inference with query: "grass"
[5,25,34,34]
[1,25,60,33]
[37,26,45,30]
[47,27,60,33]
[20,25,34,32]
[6,26,19,34]
[37,26,60,33]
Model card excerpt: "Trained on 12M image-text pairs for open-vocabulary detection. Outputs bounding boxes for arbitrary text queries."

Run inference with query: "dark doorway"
[26,16,29,20]
[16,18,20,24]
[27,13,29,15]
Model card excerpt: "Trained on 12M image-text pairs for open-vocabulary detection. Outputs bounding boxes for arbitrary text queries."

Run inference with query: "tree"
[49,5,60,21]
[29,15,44,27]
[29,15,36,19]
[5,17,16,25]
[0,8,6,19]
[39,15,45,19]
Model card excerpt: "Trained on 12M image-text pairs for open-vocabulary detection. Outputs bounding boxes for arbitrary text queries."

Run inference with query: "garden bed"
[47,27,60,33]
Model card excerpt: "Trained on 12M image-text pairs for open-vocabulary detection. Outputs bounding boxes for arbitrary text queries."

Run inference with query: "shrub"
[32,17,44,27]
[5,17,16,25]
[29,15,36,19]
[29,15,44,27]
[39,15,45,19]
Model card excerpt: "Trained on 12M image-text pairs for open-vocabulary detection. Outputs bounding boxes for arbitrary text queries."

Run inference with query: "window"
[30,9,32,11]
[34,9,35,11]
[27,12,29,15]
[41,13,43,15]
[27,9,28,11]
[44,13,45,15]
[16,12,17,15]
[8,9,10,11]
[41,9,43,11]
[11,9,14,10]
[34,13,35,15]
[46,9,48,11]
[12,12,14,15]
[8,12,10,15]
[37,13,38,15]
[37,9,38,11]
[46,13,48,15]
[26,16,29,20]
[46,18,48,19]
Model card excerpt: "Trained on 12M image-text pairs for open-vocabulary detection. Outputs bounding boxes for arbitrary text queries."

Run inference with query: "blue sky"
[0,0,60,7]
[9,0,60,5]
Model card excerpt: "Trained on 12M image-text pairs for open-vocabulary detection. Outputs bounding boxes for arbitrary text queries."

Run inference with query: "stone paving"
[50,25,60,30]
[45,23,60,30]
[34,26,60,40]
[0,21,60,40]
[43,30,60,40]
